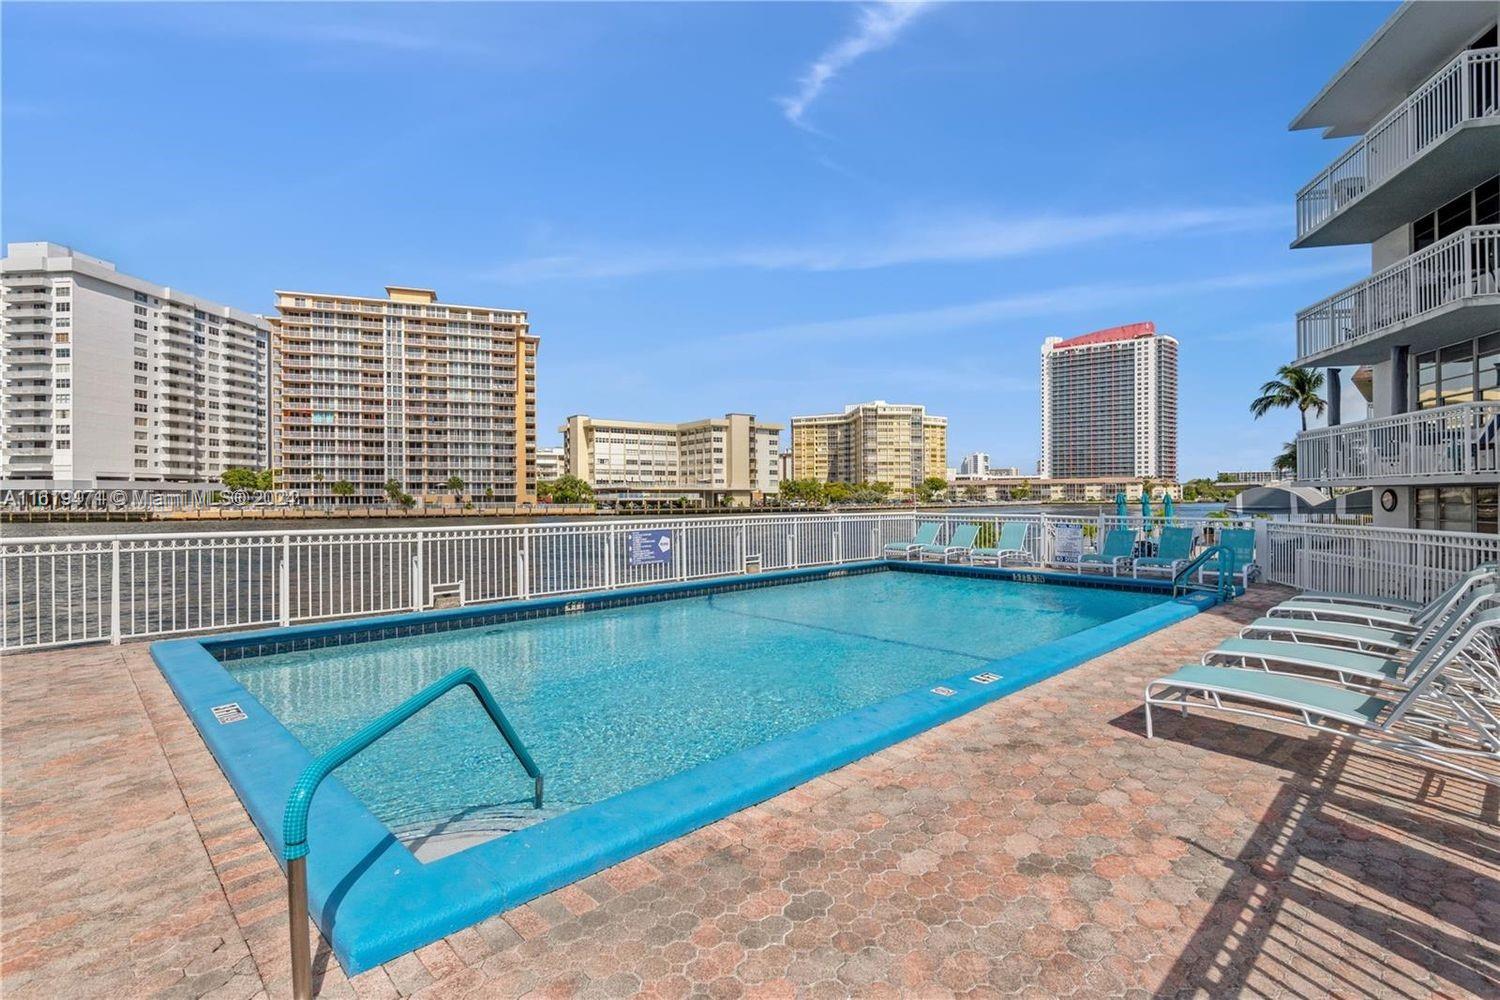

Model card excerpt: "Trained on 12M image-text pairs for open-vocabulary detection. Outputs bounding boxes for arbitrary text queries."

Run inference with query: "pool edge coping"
[151,561,1211,973]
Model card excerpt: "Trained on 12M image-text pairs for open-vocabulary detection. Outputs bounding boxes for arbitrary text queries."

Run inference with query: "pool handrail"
[1172,545,1236,602]
[281,666,542,999]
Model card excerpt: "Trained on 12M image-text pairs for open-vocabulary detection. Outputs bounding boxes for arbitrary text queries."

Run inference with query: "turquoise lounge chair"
[1133,526,1195,579]
[883,522,940,560]
[1195,527,1258,587]
[917,523,980,563]
[972,521,1031,566]
[1267,564,1496,631]
[1145,611,1500,786]
[1071,528,1136,576]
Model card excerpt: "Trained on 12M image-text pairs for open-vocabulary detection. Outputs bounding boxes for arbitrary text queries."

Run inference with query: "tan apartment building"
[271,286,537,503]
[790,400,948,494]
[560,413,781,503]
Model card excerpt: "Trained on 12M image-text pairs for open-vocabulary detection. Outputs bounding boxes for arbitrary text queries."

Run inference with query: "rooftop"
[4,586,1493,998]
[1050,321,1160,350]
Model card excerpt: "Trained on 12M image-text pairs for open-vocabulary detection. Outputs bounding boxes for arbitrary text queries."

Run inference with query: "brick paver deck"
[3,586,1496,998]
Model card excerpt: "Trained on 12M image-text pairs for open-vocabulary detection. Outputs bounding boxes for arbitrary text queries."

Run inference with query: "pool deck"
[2,583,1496,998]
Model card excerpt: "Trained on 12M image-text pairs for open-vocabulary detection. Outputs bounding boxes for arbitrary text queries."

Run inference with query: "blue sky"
[2,1,1394,478]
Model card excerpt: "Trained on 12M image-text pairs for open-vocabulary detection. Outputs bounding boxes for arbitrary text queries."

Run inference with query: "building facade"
[271,286,536,504]
[1,242,268,489]
[1289,5,1498,534]
[1216,470,1285,486]
[560,413,781,502]
[958,451,990,477]
[535,446,565,483]
[790,400,948,494]
[955,476,1181,503]
[1039,322,1178,482]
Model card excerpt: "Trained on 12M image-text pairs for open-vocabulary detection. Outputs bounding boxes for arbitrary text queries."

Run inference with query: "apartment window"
[55,286,69,297]
[1415,486,1499,534]
[55,348,70,358]
[55,301,69,312]
[134,292,148,303]
[1412,176,1500,251]
[1415,332,1500,408]
[134,320,147,330]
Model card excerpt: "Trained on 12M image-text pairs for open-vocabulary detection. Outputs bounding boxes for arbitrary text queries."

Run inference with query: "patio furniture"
[883,523,940,560]
[972,521,1031,566]
[916,523,980,564]
[1070,528,1136,576]
[1132,526,1195,579]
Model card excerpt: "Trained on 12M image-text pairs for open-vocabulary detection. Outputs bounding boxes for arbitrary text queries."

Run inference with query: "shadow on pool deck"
[3,582,1498,998]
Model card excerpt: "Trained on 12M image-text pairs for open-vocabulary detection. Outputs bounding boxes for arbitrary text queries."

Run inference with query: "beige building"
[790,400,947,494]
[271,286,537,503]
[2,242,267,489]
[560,413,781,502]
[956,476,1181,503]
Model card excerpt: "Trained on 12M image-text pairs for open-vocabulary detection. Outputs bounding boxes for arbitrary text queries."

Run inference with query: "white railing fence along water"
[3,512,1491,651]
[1296,224,1500,360]
[1295,47,1500,239]
[1296,400,1500,484]
[1262,521,1500,603]
[0,512,1253,651]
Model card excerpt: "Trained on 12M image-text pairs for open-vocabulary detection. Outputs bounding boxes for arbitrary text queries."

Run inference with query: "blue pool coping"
[151,560,1215,974]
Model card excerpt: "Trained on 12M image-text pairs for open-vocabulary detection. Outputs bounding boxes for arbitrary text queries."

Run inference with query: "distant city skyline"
[1,2,1396,477]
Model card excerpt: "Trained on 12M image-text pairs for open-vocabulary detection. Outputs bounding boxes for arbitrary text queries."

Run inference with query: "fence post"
[279,535,292,626]
[412,534,426,610]
[110,540,121,645]
[605,532,617,589]
[518,534,530,600]
[870,526,879,560]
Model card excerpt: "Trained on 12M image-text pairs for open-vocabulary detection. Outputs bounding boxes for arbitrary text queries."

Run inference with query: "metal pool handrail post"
[1172,545,1235,601]
[280,667,542,1000]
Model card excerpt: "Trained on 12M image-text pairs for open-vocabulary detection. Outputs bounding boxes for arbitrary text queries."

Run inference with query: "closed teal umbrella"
[1114,492,1128,521]
[1162,492,1175,523]
[1139,492,1152,524]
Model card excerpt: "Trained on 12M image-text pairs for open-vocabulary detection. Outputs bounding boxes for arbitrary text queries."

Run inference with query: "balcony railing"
[1297,400,1500,484]
[1296,47,1499,240]
[1296,224,1500,360]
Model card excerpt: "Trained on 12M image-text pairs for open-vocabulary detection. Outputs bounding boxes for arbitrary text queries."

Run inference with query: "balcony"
[1295,225,1500,365]
[1297,400,1500,486]
[1294,47,1499,248]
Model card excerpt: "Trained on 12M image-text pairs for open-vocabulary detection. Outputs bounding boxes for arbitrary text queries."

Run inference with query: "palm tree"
[1250,365,1326,431]
[1272,441,1297,474]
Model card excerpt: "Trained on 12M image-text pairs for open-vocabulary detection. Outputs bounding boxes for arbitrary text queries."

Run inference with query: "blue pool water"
[227,571,1165,842]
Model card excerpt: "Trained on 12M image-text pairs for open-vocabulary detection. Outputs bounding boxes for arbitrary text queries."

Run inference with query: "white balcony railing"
[1296,47,1500,240]
[1296,224,1500,360]
[1264,521,1500,604]
[1297,400,1500,484]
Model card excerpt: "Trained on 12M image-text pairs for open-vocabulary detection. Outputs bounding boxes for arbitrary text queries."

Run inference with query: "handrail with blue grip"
[1172,544,1236,601]
[281,666,541,998]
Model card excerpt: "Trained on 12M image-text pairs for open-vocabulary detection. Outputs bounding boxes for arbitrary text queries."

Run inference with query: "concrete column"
[1389,345,1409,415]
[1327,368,1342,426]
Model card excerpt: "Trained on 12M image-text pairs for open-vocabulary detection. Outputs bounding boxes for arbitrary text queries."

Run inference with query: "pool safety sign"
[1054,523,1084,563]
[627,528,673,566]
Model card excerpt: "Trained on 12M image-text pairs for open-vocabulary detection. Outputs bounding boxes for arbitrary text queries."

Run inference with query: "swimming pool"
[153,561,1211,972]
[227,570,1167,851]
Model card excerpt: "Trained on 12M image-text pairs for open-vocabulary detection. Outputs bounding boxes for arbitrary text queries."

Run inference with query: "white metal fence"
[1,511,1268,652]
[6,512,1495,652]
[1295,400,1500,484]
[1295,224,1500,360]
[1262,521,1500,604]
[1295,47,1500,239]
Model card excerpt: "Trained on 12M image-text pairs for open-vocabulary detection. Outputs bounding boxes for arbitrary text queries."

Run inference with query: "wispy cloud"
[486,203,1287,282]
[707,256,1367,349]
[778,2,933,130]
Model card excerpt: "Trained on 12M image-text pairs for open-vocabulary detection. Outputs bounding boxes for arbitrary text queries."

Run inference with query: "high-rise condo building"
[1289,5,1498,533]
[271,286,537,504]
[1,242,268,488]
[790,400,948,494]
[959,451,990,477]
[1039,323,1178,481]
[560,413,782,502]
